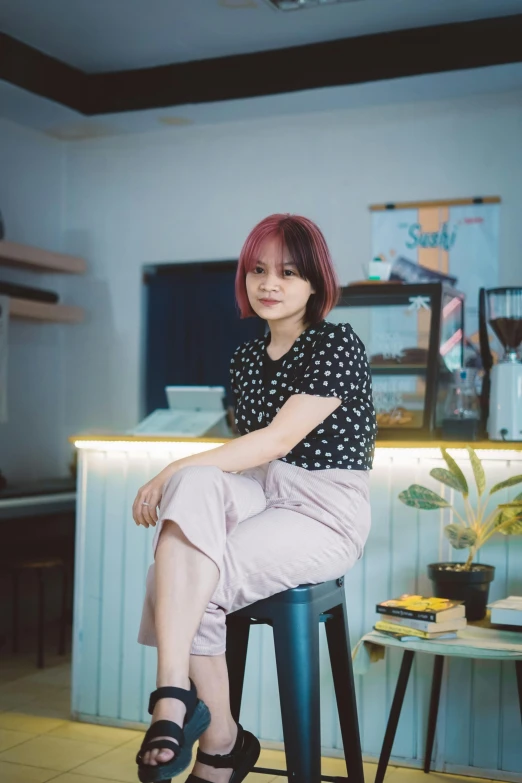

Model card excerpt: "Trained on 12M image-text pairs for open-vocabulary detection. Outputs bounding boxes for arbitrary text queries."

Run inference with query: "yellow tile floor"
[0,650,505,783]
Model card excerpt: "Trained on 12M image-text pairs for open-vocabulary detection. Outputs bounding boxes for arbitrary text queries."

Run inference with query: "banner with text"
[371,199,500,342]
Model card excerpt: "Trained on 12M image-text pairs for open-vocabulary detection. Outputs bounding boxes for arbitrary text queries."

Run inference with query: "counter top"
[69,434,522,451]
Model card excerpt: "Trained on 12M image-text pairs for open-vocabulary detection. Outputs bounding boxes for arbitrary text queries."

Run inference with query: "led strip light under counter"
[71,435,522,461]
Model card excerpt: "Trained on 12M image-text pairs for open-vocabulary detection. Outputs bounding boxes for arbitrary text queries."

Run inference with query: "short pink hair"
[235,214,341,323]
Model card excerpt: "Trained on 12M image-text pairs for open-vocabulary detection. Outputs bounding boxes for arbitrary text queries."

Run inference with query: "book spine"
[374,621,430,639]
[376,605,436,622]
[378,614,432,632]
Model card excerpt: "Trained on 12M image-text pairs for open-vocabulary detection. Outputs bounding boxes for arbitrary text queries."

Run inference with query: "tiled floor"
[0,644,506,783]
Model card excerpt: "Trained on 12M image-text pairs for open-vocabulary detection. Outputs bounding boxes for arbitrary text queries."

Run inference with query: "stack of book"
[374,595,467,640]
[487,596,522,628]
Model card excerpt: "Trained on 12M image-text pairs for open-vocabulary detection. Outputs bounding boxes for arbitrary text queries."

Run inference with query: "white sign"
[371,201,500,339]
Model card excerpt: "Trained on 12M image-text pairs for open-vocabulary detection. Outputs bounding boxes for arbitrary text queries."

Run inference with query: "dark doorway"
[143,260,264,416]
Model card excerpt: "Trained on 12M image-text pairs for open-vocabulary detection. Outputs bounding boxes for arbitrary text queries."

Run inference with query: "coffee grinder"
[479,287,522,441]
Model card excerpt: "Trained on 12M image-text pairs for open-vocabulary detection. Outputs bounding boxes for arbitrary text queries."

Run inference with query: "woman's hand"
[133,470,171,528]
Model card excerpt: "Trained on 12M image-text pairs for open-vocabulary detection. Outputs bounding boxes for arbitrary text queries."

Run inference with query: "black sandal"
[185,722,261,783]
[136,679,211,782]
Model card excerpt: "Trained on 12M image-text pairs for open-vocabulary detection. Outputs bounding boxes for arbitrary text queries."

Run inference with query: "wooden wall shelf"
[0,240,86,274]
[10,298,84,323]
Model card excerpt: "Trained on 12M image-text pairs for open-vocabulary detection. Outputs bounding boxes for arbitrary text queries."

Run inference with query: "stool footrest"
[252,767,347,782]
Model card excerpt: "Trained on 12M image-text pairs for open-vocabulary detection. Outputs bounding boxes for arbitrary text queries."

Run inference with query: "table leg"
[424,655,445,773]
[374,649,415,783]
[516,661,522,725]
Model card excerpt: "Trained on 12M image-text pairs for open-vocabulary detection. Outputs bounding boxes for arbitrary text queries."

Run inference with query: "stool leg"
[272,605,321,783]
[516,661,522,725]
[424,655,444,773]
[12,571,20,654]
[37,568,45,669]
[58,564,68,656]
[225,616,251,723]
[375,649,415,783]
[325,603,365,783]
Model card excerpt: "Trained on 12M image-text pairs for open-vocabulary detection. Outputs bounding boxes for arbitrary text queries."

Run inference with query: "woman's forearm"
[161,425,286,478]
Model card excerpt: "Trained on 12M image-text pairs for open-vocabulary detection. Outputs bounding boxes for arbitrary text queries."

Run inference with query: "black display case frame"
[332,282,465,440]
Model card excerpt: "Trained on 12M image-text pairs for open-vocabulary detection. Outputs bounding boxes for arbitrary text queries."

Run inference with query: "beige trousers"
[137,459,371,655]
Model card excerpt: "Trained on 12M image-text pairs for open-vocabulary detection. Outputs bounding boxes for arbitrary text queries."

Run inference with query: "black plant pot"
[428,562,495,621]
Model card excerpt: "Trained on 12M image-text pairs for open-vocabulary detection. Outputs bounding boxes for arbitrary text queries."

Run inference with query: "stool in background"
[5,556,69,669]
[226,578,364,783]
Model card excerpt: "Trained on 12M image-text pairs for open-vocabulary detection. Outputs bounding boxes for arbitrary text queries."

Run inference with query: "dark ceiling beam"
[0,33,89,112]
[89,14,522,114]
[1,15,522,117]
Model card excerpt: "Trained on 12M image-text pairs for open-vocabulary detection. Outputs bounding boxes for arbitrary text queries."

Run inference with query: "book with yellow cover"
[376,613,467,633]
[374,620,458,640]
[376,594,464,623]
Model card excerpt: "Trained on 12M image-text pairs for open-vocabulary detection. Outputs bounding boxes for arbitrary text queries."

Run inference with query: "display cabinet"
[329,282,465,439]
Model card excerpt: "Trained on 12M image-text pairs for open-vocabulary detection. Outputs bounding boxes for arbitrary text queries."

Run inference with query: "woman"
[134,214,376,783]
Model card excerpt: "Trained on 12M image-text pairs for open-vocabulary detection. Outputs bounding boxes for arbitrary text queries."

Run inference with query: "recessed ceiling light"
[158,116,194,126]
[265,0,360,10]
[220,0,258,7]
[43,122,119,140]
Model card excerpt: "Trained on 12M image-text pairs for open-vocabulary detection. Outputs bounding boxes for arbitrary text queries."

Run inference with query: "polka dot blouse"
[229,319,376,470]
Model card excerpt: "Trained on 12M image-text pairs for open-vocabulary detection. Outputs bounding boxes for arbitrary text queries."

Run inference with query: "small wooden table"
[353,620,522,782]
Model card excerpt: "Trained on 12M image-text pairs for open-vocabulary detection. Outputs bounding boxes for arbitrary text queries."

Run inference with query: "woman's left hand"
[133,470,171,528]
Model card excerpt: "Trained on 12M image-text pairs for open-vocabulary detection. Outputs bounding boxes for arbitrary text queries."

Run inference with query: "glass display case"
[329,283,465,439]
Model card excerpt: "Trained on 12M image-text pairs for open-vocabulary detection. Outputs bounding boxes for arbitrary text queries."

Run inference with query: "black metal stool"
[225,577,364,783]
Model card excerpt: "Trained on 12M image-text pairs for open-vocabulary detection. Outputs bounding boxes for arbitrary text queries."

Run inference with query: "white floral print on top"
[229,320,376,471]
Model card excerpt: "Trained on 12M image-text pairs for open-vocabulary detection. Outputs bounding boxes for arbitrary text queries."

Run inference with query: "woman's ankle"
[199,721,238,754]
[155,672,190,689]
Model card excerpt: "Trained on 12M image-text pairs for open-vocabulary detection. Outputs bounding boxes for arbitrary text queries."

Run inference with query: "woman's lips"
[259,299,281,306]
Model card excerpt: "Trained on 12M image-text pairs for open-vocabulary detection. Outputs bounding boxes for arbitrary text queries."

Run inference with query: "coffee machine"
[479,287,522,441]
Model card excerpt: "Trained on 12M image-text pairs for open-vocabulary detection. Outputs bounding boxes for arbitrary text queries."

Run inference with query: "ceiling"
[1,0,522,139]
[3,62,522,140]
[1,0,522,73]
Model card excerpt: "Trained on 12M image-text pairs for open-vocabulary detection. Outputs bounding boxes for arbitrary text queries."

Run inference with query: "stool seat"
[7,557,64,570]
[233,579,344,610]
[226,578,364,783]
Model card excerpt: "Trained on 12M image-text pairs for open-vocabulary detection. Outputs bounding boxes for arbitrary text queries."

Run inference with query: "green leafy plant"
[399,446,522,570]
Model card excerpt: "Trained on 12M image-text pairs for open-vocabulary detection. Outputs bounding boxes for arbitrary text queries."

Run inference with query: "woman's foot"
[190,725,238,783]
[142,676,190,766]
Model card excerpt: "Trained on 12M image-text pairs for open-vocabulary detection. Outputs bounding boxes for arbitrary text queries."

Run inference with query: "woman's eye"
[284,270,295,276]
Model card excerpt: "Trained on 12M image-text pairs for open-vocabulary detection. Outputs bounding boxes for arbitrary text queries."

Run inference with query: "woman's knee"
[166,464,223,490]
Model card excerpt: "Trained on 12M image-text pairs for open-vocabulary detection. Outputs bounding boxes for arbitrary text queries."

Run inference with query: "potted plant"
[398,446,522,620]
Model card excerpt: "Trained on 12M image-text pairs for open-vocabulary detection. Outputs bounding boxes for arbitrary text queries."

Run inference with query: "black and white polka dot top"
[229,319,376,470]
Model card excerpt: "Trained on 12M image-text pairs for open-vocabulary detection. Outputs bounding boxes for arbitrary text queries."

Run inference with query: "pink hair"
[235,214,340,323]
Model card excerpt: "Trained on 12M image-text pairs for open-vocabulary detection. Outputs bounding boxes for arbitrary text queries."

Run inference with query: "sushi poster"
[370,197,500,341]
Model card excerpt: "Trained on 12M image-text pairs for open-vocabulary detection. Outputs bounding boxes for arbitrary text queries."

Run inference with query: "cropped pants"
[137,459,371,656]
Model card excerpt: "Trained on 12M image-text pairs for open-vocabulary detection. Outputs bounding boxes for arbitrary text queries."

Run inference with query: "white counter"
[70,436,522,780]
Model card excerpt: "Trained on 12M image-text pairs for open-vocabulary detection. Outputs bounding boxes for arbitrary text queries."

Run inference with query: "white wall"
[63,89,522,439]
[0,119,68,481]
[2,88,521,479]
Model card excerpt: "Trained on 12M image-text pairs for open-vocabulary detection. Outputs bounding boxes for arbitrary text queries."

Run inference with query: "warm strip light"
[74,440,225,453]
[373,448,522,463]
[73,440,521,461]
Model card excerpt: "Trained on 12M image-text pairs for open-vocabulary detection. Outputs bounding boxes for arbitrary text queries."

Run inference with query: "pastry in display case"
[329,283,465,439]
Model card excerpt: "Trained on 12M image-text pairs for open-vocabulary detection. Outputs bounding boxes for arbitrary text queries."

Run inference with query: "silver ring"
[142,502,150,506]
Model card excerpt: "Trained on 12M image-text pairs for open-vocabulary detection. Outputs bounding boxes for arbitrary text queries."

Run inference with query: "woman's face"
[245,235,316,326]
